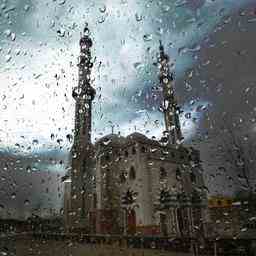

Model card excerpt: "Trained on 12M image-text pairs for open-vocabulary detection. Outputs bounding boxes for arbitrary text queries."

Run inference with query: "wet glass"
[1,0,256,255]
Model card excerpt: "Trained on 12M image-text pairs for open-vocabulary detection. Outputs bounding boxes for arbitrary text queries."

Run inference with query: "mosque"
[63,24,208,237]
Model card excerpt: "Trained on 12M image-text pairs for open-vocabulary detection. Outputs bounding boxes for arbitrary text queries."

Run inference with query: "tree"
[121,188,138,208]
[219,124,255,196]
[155,187,175,210]
[214,120,256,233]
[121,188,138,235]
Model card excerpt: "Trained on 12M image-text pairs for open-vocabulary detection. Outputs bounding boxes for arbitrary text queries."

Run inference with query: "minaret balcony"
[80,36,93,48]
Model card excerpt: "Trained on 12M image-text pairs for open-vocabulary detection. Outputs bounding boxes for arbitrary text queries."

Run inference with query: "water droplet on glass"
[50,20,55,28]
[1,3,6,10]
[98,16,106,24]
[248,18,256,23]
[185,82,192,91]
[26,166,32,173]
[24,199,30,206]
[57,28,65,37]
[58,0,66,5]
[11,192,16,199]
[66,134,73,143]
[32,139,39,145]
[99,5,106,13]
[4,29,11,37]
[143,34,153,42]
[163,5,170,12]
[57,138,63,145]
[5,54,11,62]
[135,13,142,22]
[24,4,30,11]
[185,112,192,119]
[103,138,111,146]
[133,62,144,71]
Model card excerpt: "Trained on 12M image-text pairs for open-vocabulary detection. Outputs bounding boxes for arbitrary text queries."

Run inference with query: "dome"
[126,132,149,142]
[95,133,126,147]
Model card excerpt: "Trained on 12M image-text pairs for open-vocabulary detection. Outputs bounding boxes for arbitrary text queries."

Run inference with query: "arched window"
[160,167,167,180]
[190,172,196,183]
[105,169,111,185]
[129,166,136,180]
[176,168,181,180]
[141,146,146,153]
[120,172,126,183]
[124,150,129,157]
[105,153,110,161]
[82,159,87,174]
[93,193,97,208]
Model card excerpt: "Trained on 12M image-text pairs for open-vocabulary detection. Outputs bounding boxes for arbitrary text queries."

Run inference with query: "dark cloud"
[186,0,206,11]
[1,0,256,217]
[0,149,67,219]
[181,4,256,129]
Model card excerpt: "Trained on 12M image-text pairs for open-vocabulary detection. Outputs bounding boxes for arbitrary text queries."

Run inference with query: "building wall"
[63,181,71,228]
[93,134,207,237]
[207,197,241,237]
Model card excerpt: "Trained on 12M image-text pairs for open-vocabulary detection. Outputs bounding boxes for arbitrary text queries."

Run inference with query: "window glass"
[129,166,136,180]
[1,0,255,254]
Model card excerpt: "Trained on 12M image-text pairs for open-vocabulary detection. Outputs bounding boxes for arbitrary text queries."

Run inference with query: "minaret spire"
[158,41,183,145]
[72,23,95,149]
[70,23,96,230]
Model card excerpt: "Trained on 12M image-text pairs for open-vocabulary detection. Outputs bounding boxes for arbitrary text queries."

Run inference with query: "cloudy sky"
[0,0,256,218]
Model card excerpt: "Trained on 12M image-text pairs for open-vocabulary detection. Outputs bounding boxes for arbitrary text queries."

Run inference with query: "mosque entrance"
[160,213,168,236]
[177,208,185,236]
[127,209,136,235]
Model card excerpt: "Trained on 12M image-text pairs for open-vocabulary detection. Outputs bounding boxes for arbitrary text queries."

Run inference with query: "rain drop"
[98,16,106,24]
[162,5,170,12]
[99,5,106,13]
[185,112,192,119]
[103,138,111,146]
[24,4,30,11]
[135,13,142,22]
[26,166,32,173]
[32,139,39,145]
[57,29,65,37]
[5,54,12,62]
[143,34,153,42]
[58,0,66,5]
[24,199,30,206]
[4,29,11,37]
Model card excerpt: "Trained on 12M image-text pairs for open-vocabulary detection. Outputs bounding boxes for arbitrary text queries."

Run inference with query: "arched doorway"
[160,213,168,236]
[127,209,136,235]
[177,208,184,236]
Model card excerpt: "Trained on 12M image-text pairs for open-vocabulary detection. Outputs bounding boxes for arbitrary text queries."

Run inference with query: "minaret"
[70,23,96,230]
[158,41,183,145]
